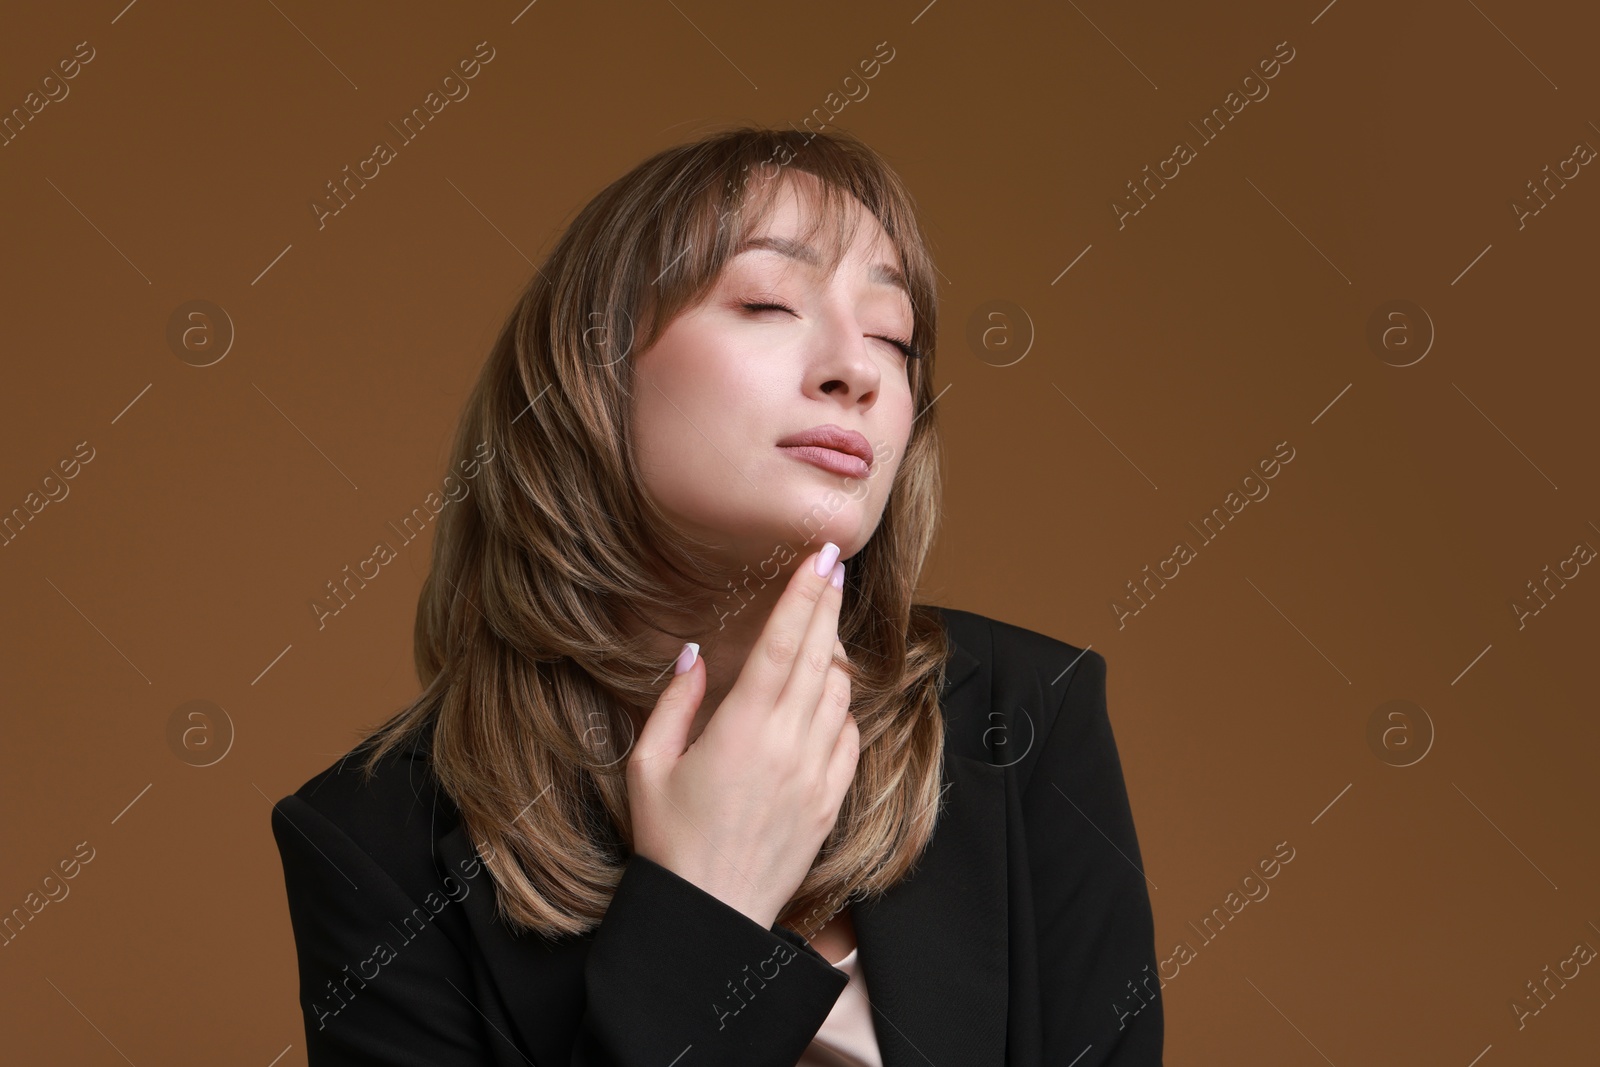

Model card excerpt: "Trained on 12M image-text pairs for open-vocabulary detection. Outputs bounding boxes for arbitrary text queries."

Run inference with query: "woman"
[272,125,1163,1066]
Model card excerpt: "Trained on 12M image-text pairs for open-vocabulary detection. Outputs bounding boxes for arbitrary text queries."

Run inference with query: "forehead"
[732,234,908,296]
[729,179,908,297]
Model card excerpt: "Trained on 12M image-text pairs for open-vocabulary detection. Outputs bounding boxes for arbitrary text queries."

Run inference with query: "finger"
[630,643,704,774]
[806,652,853,746]
[823,712,861,799]
[724,542,842,717]
[776,557,847,726]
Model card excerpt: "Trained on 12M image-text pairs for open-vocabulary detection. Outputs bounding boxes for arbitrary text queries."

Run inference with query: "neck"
[627,553,808,743]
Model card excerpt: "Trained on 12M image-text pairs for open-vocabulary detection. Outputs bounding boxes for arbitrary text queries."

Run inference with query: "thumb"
[633,642,704,769]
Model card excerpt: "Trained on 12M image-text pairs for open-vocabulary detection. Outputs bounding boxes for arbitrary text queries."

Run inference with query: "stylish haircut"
[356,124,954,939]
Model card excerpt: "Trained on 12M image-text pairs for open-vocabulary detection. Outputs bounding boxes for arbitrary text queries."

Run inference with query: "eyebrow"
[733,235,910,296]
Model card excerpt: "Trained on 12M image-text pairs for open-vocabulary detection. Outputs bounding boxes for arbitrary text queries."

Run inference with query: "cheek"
[642,319,777,420]
[883,393,916,462]
[630,331,771,512]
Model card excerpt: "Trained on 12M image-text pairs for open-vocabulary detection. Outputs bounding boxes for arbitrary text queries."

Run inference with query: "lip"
[776,425,874,474]
[780,444,871,478]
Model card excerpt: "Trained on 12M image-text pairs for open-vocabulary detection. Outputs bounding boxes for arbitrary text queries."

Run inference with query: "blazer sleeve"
[272,793,851,1066]
[1021,649,1164,1064]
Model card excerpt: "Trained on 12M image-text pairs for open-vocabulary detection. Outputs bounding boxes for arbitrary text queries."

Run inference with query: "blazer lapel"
[851,636,1009,1067]
[429,630,1006,1067]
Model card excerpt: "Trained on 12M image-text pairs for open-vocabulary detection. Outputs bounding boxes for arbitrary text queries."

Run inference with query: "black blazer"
[271,606,1164,1066]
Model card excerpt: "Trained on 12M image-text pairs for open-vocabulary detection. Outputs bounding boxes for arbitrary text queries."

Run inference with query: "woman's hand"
[626,543,858,929]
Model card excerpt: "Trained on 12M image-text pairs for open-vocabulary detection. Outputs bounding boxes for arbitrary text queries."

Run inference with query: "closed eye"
[739,301,925,361]
[878,333,925,361]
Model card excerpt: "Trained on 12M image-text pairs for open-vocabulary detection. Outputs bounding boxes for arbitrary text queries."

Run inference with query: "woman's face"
[631,176,918,568]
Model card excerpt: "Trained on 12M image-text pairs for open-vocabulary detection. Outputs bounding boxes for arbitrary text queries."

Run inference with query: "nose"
[810,310,883,408]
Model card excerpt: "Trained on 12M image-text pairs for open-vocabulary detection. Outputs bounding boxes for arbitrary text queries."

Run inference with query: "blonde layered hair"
[357,124,954,939]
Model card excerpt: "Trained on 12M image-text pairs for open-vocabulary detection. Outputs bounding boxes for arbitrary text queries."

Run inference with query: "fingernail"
[814,541,841,577]
[673,642,700,675]
[829,561,845,590]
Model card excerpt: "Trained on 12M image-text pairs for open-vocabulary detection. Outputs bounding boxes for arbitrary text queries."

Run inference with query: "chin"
[776,495,871,545]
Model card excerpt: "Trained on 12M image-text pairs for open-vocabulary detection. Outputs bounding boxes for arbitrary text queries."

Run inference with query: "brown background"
[2,0,1597,1063]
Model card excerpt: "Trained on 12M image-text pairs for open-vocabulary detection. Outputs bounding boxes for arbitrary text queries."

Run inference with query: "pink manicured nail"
[673,642,700,675]
[829,561,845,590]
[814,541,841,577]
